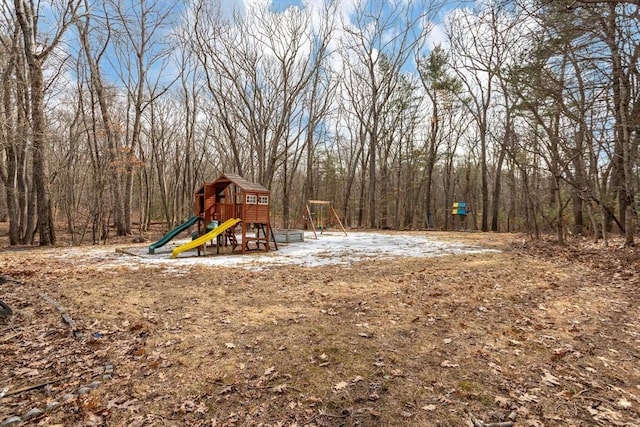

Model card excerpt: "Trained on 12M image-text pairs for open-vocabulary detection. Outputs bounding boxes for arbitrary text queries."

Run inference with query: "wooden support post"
[268,224,278,250]
[307,200,347,237]
[241,221,246,253]
[306,204,318,239]
[330,206,348,236]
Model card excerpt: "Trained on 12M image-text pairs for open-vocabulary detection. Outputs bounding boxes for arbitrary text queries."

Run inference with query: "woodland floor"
[0,226,639,426]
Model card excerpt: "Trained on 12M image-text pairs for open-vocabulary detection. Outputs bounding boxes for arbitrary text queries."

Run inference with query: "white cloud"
[243,0,271,9]
[218,0,246,20]
[424,22,448,50]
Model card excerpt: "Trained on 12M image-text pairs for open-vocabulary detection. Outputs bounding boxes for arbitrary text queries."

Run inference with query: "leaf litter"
[0,230,639,425]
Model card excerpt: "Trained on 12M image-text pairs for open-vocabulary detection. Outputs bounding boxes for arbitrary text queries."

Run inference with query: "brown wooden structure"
[305,200,347,239]
[194,173,271,253]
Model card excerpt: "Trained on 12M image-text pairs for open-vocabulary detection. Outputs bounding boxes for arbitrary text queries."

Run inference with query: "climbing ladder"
[243,223,279,251]
[258,223,278,251]
[225,227,240,252]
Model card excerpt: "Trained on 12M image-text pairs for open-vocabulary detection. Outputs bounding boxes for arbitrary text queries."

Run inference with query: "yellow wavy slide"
[171,218,241,258]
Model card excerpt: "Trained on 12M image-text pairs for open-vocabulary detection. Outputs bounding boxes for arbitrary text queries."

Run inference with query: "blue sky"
[220,0,455,49]
[48,0,459,100]
[220,0,305,15]
[269,0,304,11]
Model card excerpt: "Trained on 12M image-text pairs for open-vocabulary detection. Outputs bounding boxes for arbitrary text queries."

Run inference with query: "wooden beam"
[330,206,348,236]
[306,205,318,239]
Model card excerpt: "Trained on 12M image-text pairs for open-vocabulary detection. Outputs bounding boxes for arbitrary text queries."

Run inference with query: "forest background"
[0,0,638,247]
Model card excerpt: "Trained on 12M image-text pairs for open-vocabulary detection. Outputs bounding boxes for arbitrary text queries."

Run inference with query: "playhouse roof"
[214,173,269,193]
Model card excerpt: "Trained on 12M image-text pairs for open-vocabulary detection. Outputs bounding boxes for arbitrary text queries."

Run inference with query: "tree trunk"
[29,64,56,245]
[491,143,506,232]
[605,3,634,245]
[554,175,565,246]
[13,0,57,246]
[480,130,489,232]
[368,134,376,228]
[77,12,127,236]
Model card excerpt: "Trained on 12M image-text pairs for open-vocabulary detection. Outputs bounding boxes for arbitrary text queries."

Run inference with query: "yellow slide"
[171,218,241,259]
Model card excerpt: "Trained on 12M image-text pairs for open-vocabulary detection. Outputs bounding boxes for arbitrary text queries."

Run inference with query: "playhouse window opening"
[246,195,257,204]
[258,195,269,205]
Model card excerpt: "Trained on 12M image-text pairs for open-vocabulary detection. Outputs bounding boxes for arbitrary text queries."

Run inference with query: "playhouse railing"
[215,203,242,222]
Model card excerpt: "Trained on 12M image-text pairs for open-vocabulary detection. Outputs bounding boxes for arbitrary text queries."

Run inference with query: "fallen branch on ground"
[2,375,72,397]
[466,410,514,427]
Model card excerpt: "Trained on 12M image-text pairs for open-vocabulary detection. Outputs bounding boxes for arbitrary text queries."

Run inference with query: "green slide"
[149,216,202,254]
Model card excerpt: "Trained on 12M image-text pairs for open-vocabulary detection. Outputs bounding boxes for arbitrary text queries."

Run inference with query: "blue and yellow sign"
[452,202,467,216]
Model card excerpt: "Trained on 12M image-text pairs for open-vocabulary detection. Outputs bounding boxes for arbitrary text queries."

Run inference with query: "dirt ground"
[1,229,639,426]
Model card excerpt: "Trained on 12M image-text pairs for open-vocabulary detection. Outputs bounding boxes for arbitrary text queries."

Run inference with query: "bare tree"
[447,4,505,232]
[14,0,81,245]
[0,16,35,244]
[509,0,638,243]
[417,45,462,229]
[76,0,129,236]
[340,0,441,228]
[172,44,205,224]
[189,0,334,199]
[107,0,177,234]
[597,3,638,246]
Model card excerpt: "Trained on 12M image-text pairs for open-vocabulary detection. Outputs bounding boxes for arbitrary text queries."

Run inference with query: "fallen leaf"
[333,381,348,391]
[518,393,539,403]
[218,386,233,395]
[488,362,502,373]
[225,342,235,349]
[589,405,624,423]
[438,395,453,404]
[541,371,561,387]
[264,366,275,376]
[84,413,104,426]
[495,396,510,408]
[441,360,459,368]
[180,400,196,413]
[272,384,287,393]
[616,398,632,409]
[422,404,437,411]
[306,396,323,407]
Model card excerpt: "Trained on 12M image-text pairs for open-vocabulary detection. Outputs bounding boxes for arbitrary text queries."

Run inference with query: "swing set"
[305,200,347,238]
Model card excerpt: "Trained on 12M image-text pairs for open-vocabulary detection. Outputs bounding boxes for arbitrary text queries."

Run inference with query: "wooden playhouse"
[194,173,271,253]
